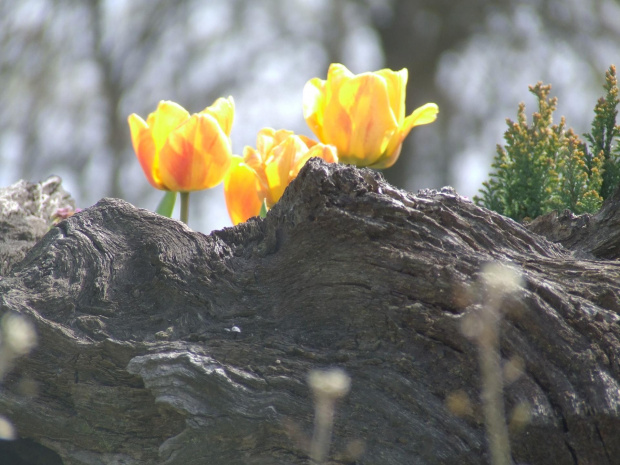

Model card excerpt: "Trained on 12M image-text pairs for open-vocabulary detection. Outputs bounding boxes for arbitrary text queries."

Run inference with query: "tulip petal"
[376,68,408,124]
[225,128,337,224]
[377,103,439,170]
[128,113,163,189]
[403,103,439,128]
[304,64,358,152]
[149,101,191,155]
[367,144,402,170]
[303,63,439,170]
[272,128,295,146]
[202,96,235,137]
[224,157,262,225]
[265,135,307,204]
[298,134,317,149]
[294,143,339,176]
[330,73,397,166]
[242,145,263,171]
[311,143,339,165]
[320,64,357,153]
[327,63,354,83]
[303,78,327,142]
[255,128,281,158]
[159,113,232,191]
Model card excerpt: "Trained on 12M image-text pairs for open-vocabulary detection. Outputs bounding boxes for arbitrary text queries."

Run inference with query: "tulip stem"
[180,192,190,225]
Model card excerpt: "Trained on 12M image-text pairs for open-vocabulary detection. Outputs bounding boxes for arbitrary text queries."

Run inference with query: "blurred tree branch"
[369,0,619,191]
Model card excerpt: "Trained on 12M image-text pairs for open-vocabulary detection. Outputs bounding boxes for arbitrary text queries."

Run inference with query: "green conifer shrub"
[475,66,620,222]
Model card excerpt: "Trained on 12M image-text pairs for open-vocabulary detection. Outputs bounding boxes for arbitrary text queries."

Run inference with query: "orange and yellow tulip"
[128,97,234,192]
[303,63,438,169]
[224,128,337,225]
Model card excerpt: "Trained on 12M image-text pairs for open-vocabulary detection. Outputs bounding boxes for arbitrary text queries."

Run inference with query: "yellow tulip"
[303,63,438,169]
[128,97,234,192]
[224,128,337,225]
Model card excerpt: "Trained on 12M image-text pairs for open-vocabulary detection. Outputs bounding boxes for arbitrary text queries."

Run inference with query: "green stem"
[180,192,190,225]
[259,198,268,218]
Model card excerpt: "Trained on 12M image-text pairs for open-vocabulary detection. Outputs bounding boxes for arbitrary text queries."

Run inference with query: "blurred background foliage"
[1,0,619,232]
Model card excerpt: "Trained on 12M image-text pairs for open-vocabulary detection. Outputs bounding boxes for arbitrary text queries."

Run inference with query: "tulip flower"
[303,63,438,169]
[224,128,337,225]
[128,97,234,224]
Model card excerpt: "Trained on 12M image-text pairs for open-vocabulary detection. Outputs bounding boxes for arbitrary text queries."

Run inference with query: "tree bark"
[0,159,618,465]
[0,176,75,276]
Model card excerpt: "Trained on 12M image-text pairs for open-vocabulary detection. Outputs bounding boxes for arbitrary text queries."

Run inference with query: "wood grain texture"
[1,159,619,464]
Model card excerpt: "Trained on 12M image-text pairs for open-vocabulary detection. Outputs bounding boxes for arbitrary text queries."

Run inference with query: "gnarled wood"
[528,185,620,260]
[0,176,75,276]
[0,159,619,464]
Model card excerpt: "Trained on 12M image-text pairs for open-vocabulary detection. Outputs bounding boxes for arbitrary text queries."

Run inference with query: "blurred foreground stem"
[466,263,522,465]
[307,369,350,464]
[477,289,512,465]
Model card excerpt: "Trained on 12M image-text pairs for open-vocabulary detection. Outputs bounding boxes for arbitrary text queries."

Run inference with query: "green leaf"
[156,191,177,218]
[259,198,268,218]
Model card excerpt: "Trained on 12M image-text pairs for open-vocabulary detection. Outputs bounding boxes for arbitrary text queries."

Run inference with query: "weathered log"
[527,185,620,260]
[0,159,619,465]
[0,176,75,276]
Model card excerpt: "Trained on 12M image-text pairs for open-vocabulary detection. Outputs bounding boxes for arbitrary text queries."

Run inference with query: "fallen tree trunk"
[0,159,619,465]
[0,176,75,276]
